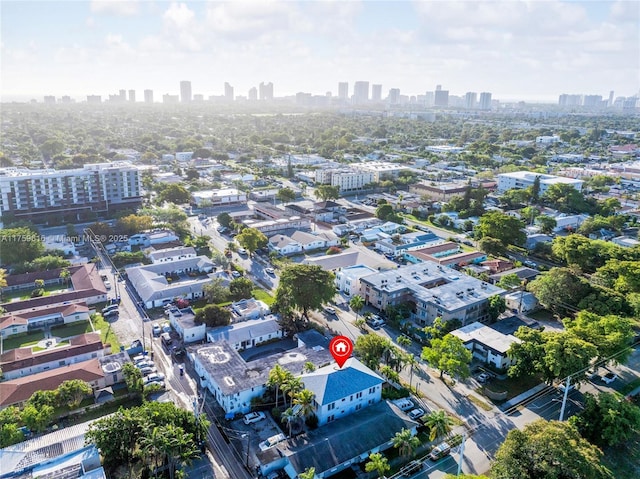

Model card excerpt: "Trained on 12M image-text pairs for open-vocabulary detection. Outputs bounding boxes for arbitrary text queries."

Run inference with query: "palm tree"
[365,452,390,479]
[140,426,165,479]
[424,410,454,442]
[160,424,199,479]
[299,467,315,479]
[392,428,421,458]
[349,295,364,320]
[405,354,419,389]
[267,364,288,408]
[303,361,316,373]
[281,407,296,436]
[282,375,302,408]
[293,389,316,418]
[354,318,366,331]
[59,268,71,287]
[379,365,400,384]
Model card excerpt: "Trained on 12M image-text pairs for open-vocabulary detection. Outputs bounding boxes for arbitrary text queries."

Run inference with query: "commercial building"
[409,181,469,201]
[0,163,141,222]
[496,171,583,194]
[371,84,382,102]
[167,306,206,343]
[434,89,449,107]
[259,82,274,101]
[191,188,247,207]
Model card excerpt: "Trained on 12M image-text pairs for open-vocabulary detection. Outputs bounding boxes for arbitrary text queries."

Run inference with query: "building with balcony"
[497,171,583,194]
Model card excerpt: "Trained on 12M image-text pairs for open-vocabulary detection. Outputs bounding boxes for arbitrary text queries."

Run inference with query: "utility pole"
[559,376,571,421]
[457,432,466,476]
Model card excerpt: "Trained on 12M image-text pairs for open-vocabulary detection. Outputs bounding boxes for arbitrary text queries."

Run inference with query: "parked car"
[259,433,286,451]
[237,247,247,255]
[132,354,148,364]
[135,360,154,369]
[104,280,112,290]
[429,442,451,461]
[477,373,490,383]
[323,306,337,315]
[139,366,157,376]
[152,323,162,336]
[391,398,414,411]
[601,372,618,384]
[265,267,275,275]
[408,408,425,420]
[102,304,119,314]
[243,411,266,425]
[103,309,119,319]
[143,373,165,385]
[161,322,171,333]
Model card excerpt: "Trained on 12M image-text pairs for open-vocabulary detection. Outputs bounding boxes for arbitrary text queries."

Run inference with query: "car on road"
[366,315,385,330]
[400,460,423,476]
[104,280,112,290]
[237,247,247,255]
[259,433,286,451]
[523,260,538,268]
[103,309,118,319]
[323,306,337,315]
[408,408,425,420]
[231,271,241,278]
[152,324,162,337]
[243,411,266,425]
[601,372,618,384]
[429,442,451,461]
[265,267,275,275]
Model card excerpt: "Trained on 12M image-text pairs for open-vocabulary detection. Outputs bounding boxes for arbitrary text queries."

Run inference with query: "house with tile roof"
[0,303,91,339]
[0,332,107,380]
[300,358,384,426]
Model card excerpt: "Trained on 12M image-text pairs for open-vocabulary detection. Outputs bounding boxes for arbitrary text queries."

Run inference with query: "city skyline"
[1,1,639,102]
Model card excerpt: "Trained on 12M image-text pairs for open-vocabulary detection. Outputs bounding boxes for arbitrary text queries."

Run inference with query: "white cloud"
[90,0,139,16]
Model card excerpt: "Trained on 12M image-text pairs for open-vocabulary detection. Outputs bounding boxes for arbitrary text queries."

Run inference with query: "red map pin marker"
[329,336,353,368]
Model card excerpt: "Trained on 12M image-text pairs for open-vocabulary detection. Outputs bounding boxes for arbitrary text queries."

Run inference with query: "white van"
[392,398,414,411]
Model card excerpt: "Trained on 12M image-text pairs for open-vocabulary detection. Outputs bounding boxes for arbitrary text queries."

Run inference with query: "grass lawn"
[2,283,70,301]
[253,289,275,306]
[33,341,69,352]
[484,374,544,402]
[467,394,493,411]
[529,309,556,322]
[2,330,45,351]
[52,321,93,339]
[91,315,122,351]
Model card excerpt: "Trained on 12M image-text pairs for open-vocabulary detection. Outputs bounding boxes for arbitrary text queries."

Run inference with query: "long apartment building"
[496,171,583,194]
[0,162,141,222]
[360,261,505,326]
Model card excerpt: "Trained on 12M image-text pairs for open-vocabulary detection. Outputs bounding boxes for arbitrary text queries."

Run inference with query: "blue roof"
[301,358,383,405]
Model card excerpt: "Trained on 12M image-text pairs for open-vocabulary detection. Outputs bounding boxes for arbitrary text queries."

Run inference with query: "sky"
[1,0,639,103]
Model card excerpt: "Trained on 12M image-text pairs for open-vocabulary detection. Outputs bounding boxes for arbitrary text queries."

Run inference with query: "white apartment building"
[191,188,247,207]
[496,171,583,194]
[0,162,141,222]
[357,162,410,182]
[315,169,375,193]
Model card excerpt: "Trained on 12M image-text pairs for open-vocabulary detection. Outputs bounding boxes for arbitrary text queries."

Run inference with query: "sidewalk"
[499,382,547,411]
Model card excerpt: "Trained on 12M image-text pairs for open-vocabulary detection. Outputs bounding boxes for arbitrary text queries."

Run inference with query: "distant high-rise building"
[558,94,582,107]
[425,91,435,107]
[193,94,204,102]
[144,89,154,103]
[128,90,136,103]
[479,92,492,110]
[435,84,442,91]
[61,96,72,104]
[583,95,603,108]
[43,96,56,104]
[248,87,258,101]
[388,88,400,105]
[353,81,369,104]
[180,81,192,103]
[434,89,449,107]
[464,92,477,109]
[163,94,179,104]
[608,90,615,107]
[119,89,126,101]
[372,84,382,102]
[259,82,274,100]
[224,82,234,102]
[338,82,349,100]
[87,95,102,104]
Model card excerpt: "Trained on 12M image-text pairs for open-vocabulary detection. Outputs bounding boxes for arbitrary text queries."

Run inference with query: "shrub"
[326,246,341,255]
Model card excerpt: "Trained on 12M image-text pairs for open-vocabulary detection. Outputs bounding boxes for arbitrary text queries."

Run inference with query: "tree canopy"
[476,211,526,247]
[421,334,472,380]
[274,264,335,320]
[0,227,45,265]
[236,227,268,256]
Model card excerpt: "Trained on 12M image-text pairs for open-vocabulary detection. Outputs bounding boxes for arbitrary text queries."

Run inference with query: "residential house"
[489,267,540,285]
[126,256,216,309]
[480,259,514,274]
[148,246,197,264]
[612,236,640,248]
[192,188,247,207]
[290,231,330,252]
[230,298,270,322]
[304,250,395,274]
[167,306,206,343]
[128,230,179,247]
[243,217,311,236]
[406,248,487,268]
[0,333,107,380]
[525,234,553,250]
[504,291,539,313]
[334,265,377,297]
[268,235,303,256]
[206,315,282,350]
[300,358,384,426]
[451,322,519,370]
[375,231,441,258]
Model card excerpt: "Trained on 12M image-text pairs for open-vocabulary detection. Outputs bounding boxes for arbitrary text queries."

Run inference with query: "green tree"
[274,264,335,321]
[158,184,191,204]
[365,452,390,479]
[267,364,289,409]
[476,211,526,247]
[527,267,590,315]
[194,304,231,327]
[491,420,613,479]
[29,255,71,272]
[424,410,454,441]
[349,295,364,320]
[299,467,316,479]
[276,187,296,204]
[293,389,316,418]
[314,185,340,202]
[122,362,144,395]
[217,212,232,228]
[563,311,634,364]
[392,428,420,457]
[202,277,229,303]
[496,273,521,290]
[229,277,254,301]
[87,221,114,239]
[281,407,297,436]
[536,215,557,234]
[354,334,393,370]
[376,203,394,221]
[116,214,154,236]
[282,375,303,408]
[59,268,71,287]
[21,404,54,433]
[27,389,58,408]
[421,334,472,380]
[56,379,92,409]
[531,175,541,202]
[487,294,506,322]
[570,392,640,447]
[478,236,506,256]
[0,227,45,264]
[236,227,268,256]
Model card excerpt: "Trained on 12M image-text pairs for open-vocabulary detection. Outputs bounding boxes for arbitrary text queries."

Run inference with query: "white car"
[143,373,165,385]
[323,306,336,315]
[139,366,158,376]
[135,360,154,370]
[243,411,266,425]
[259,433,286,451]
[601,372,618,384]
[265,267,275,275]
[477,373,490,383]
[237,248,247,255]
[408,408,425,420]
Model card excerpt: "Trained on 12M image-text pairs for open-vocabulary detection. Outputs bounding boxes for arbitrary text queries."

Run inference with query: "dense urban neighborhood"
[1,99,640,479]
